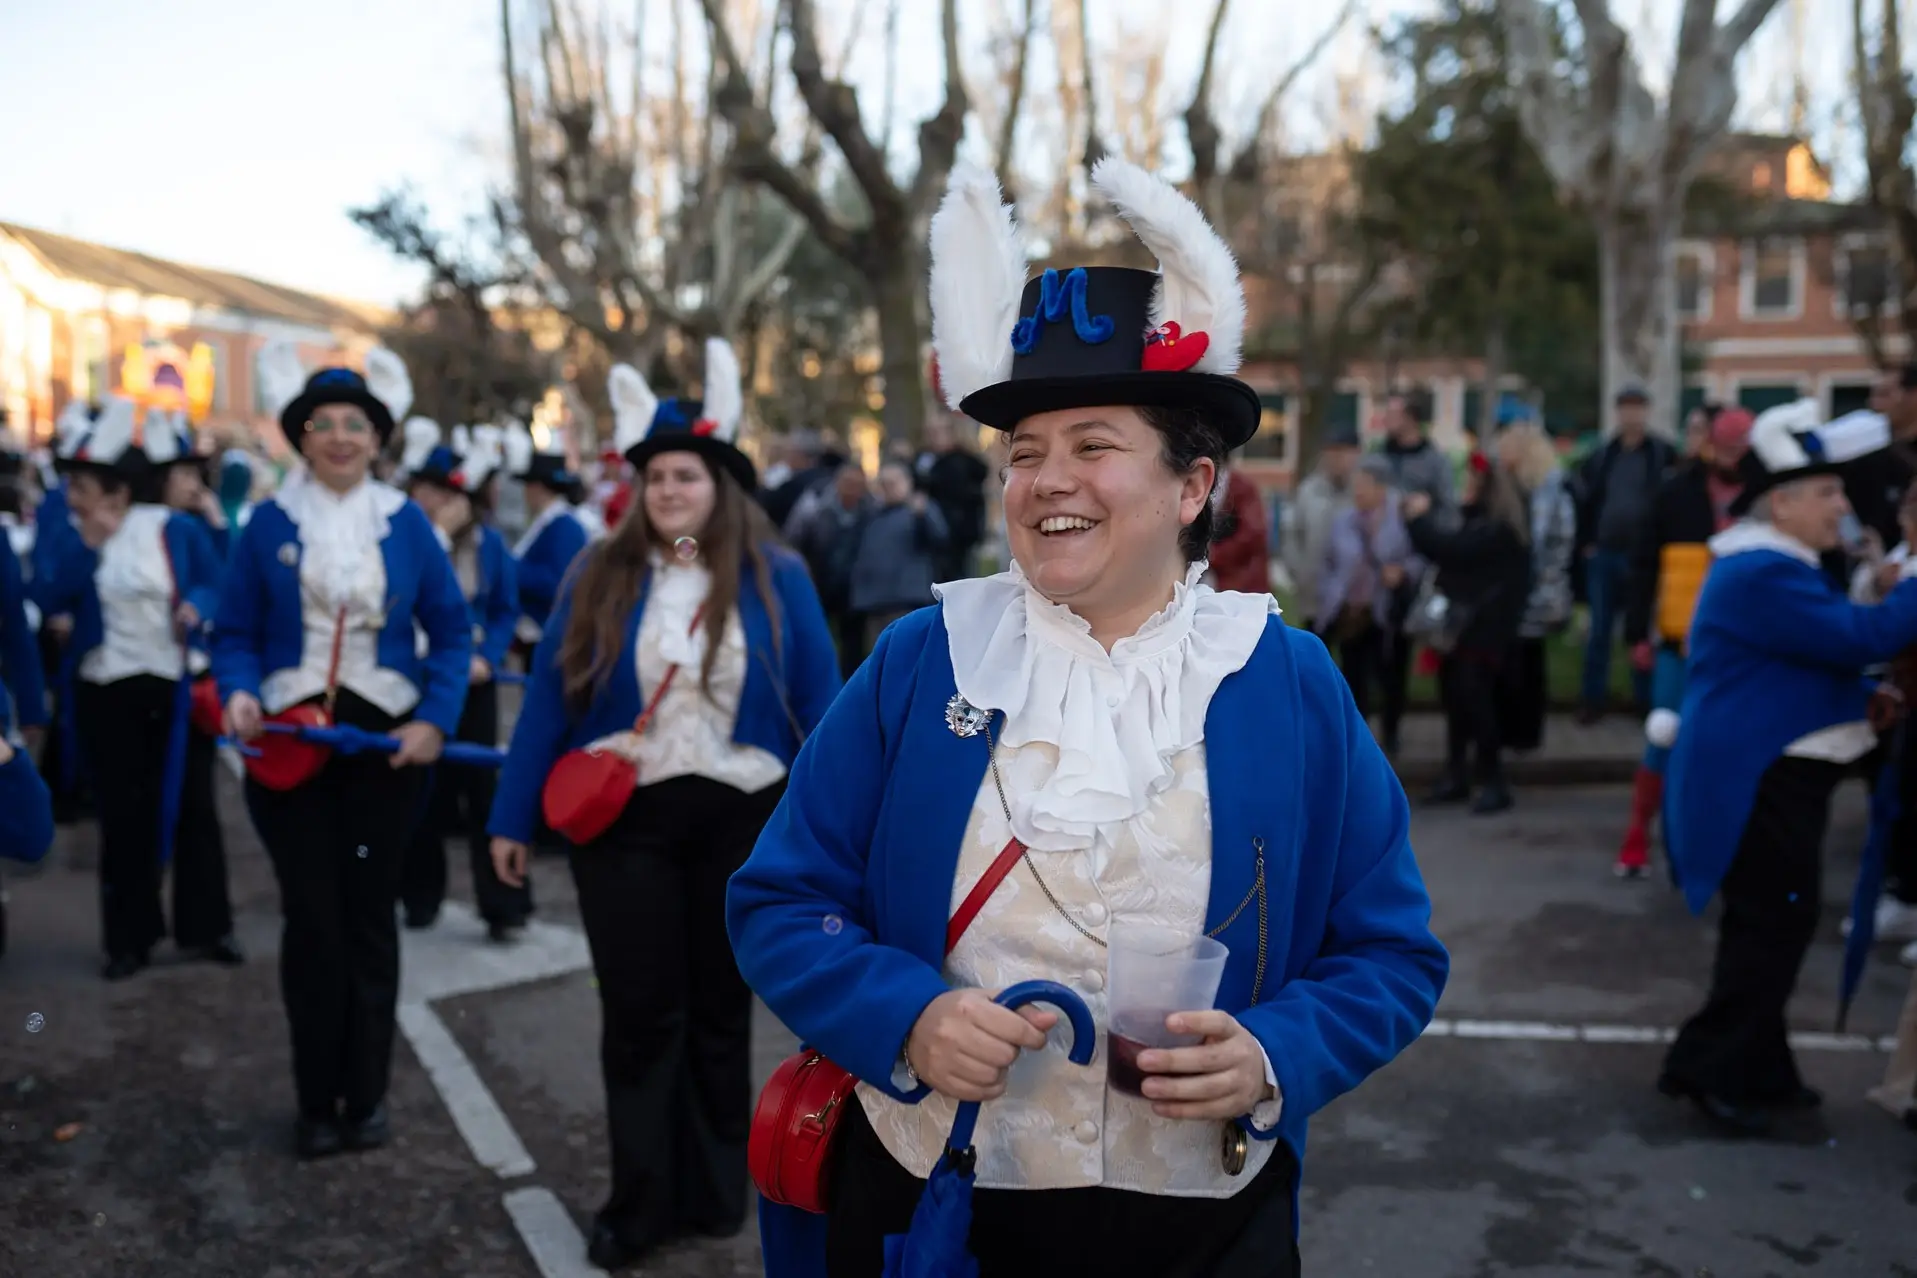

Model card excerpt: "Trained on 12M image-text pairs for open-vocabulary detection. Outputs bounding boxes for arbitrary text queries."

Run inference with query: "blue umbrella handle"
[215,737,263,758]
[492,671,527,686]
[256,722,504,769]
[946,981,1096,1156]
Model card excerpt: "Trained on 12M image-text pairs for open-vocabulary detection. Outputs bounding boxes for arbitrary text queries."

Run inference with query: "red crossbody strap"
[631,603,707,735]
[321,607,348,712]
[945,836,1026,955]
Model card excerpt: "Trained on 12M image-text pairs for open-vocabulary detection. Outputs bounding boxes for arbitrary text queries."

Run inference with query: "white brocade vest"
[854,739,1278,1197]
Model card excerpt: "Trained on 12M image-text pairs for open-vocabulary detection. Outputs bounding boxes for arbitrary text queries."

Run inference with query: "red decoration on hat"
[691,418,718,436]
[1140,322,1210,373]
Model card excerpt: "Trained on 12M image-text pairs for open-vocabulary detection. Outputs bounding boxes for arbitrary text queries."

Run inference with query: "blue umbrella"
[156,626,211,868]
[257,720,506,768]
[1840,722,1903,1032]
[882,980,1095,1278]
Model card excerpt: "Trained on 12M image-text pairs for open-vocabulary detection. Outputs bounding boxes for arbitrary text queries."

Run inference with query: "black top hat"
[957,267,1262,448]
[516,451,583,496]
[609,340,757,493]
[932,158,1263,452]
[280,368,397,450]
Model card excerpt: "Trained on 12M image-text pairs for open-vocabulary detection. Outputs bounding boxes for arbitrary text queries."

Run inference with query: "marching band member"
[503,420,597,649]
[212,344,472,1160]
[730,162,1446,1277]
[400,423,528,938]
[1662,402,1917,1132]
[487,340,840,1272]
[33,397,231,980]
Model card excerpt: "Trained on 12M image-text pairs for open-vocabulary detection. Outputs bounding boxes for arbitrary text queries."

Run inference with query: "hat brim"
[624,434,757,494]
[958,372,1263,450]
[1726,462,1845,517]
[279,387,397,450]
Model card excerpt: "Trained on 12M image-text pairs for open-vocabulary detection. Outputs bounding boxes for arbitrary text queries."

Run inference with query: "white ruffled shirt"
[259,469,420,718]
[857,563,1284,1197]
[79,504,203,685]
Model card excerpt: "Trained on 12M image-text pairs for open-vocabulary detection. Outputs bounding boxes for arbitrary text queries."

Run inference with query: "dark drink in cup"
[1107,1030,1150,1096]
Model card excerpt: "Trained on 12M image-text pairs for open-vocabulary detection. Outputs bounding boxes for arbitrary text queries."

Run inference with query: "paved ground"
[2,770,1913,1276]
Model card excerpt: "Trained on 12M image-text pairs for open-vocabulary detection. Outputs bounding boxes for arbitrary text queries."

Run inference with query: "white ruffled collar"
[935,561,1277,851]
[272,468,405,618]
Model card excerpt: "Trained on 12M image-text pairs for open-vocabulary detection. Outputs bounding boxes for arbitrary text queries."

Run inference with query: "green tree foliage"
[1358,0,1602,437]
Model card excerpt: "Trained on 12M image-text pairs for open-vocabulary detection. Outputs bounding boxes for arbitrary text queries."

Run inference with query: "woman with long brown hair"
[487,340,841,1273]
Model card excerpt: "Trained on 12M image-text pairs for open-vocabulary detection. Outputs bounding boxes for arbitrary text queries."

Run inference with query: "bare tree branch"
[1226,0,1358,182]
[784,0,906,227]
[994,0,1038,195]
[1184,0,1233,216]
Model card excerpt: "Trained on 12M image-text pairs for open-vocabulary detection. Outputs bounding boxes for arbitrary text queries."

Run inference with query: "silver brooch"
[277,543,299,566]
[945,694,991,738]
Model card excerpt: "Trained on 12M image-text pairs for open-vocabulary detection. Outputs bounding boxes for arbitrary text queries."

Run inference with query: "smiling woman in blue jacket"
[728,163,1447,1278]
[212,345,472,1162]
[398,423,528,940]
[487,340,840,1274]
[35,398,231,983]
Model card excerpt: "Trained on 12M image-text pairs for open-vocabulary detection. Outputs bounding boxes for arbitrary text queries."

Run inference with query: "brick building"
[0,222,386,454]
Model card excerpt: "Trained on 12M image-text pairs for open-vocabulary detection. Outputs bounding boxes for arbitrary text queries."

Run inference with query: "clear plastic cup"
[1104,924,1228,1097]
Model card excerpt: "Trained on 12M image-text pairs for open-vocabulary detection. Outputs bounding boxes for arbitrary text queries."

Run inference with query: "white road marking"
[502,1186,598,1278]
[393,903,596,1269]
[397,1002,537,1179]
[1421,1018,1895,1051]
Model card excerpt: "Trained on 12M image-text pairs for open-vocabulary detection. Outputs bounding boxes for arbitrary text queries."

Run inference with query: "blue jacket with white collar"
[210,498,473,736]
[0,542,46,729]
[1666,527,1917,913]
[488,545,842,844]
[729,607,1448,1275]
[31,507,225,673]
[460,524,521,673]
[514,507,590,630]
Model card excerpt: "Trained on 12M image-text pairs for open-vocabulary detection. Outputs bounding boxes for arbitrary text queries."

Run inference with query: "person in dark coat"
[911,414,991,580]
[786,464,875,675]
[1404,452,1533,814]
[848,461,947,653]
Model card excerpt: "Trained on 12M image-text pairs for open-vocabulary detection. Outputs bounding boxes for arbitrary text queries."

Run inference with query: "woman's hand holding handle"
[905,988,1059,1102]
[491,838,529,888]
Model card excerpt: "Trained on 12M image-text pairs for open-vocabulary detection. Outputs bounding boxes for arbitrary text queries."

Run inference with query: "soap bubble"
[24,1013,43,1033]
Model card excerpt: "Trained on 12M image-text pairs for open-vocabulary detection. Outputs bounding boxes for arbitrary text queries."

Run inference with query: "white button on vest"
[1074,1120,1099,1144]
[1083,970,1105,993]
[1083,901,1109,926]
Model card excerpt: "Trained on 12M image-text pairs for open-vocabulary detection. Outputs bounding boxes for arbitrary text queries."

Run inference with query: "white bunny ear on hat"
[362,347,414,424]
[502,419,535,475]
[255,340,309,422]
[399,417,442,476]
[84,397,139,465]
[702,338,744,443]
[1749,398,1827,473]
[464,423,505,487]
[143,414,184,465]
[450,423,473,457]
[1090,156,1247,375]
[55,400,95,456]
[929,163,1029,411]
[609,364,658,456]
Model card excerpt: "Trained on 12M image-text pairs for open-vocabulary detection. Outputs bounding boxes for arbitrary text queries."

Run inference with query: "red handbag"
[541,605,704,844]
[245,608,348,792]
[748,833,1030,1213]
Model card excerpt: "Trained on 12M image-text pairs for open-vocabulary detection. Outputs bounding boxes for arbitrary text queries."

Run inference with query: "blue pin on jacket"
[881,982,1095,1278]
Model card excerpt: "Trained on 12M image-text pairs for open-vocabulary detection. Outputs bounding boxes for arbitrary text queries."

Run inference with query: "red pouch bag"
[245,608,347,792]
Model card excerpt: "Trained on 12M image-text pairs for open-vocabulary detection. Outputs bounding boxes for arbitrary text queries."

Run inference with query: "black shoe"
[340,1104,390,1152]
[1423,777,1470,805]
[102,952,148,981]
[586,1223,647,1271]
[1471,783,1513,816]
[1658,1075,1771,1134]
[486,920,526,945]
[295,1118,344,1161]
[1575,705,1605,726]
[191,935,245,966]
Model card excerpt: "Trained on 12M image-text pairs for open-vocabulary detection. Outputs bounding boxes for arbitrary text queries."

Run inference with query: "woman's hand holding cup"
[905,989,1058,1102]
[1134,1011,1274,1121]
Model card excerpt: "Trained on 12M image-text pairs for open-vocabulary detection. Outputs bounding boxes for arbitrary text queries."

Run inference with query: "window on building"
[1243,393,1289,461]
[1675,249,1712,319]
[1679,383,1707,432]
[1840,240,1897,316]
[1329,390,1361,438]
[1830,383,1873,418]
[1737,383,1801,415]
[1747,239,1799,315]
[1752,161,1773,193]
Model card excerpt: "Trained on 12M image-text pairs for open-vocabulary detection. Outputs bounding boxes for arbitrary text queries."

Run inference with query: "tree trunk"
[873,249,928,445]
[1598,211,1680,438]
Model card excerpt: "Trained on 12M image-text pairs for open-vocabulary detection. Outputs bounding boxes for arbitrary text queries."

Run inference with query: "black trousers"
[1439,650,1506,785]
[1495,637,1549,754]
[245,692,422,1122]
[825,1097,1301,1278]
[1338,622,1411,743]
[569,774,785,1252]
[74,674,232,958]
[400,682,529,925]
[1662,755,1844,1104]
[1888,732,1917,906]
